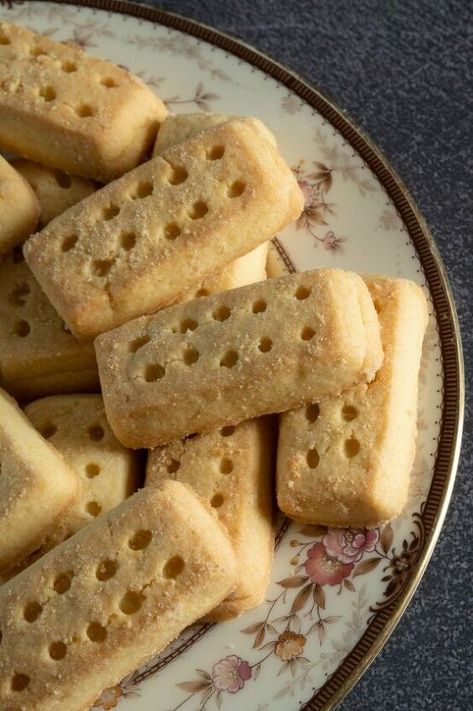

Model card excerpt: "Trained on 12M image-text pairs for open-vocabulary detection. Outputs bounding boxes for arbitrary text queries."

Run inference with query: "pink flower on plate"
[298,180,314,208]
[211,655,251,693]
[304,542,353,586]
[323,527,380,564]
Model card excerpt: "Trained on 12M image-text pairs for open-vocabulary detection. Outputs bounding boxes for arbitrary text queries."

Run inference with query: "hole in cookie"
[30,46,47,57]
[0,31,11,45]
[164,222,181,240]
[295,285,311,300]
[207,145,225,160]
[119,590,144,615]
[49,641,67,660]
[102,204,120,221]
[101,76,118,88]
[14,320,30,337]
[12,246,25,263]
[92,259,113,278]
[163,556,184,579]
[220,458,233,474]
[227,180,246,198]
[305,404,320,423]
[39,85,56,102]
[61,60,77,73]
[306,448,320,469]
[24,601,43,623]
[120,231,136,251]
[196,288,209,298]
[134,181,153,199]
[86,501,101,517]
[54,573,72,594]
[129,530,152,551]
[54,171,72,189]
[10,282,31,306]
[129,335,151,355]
[301,326,315,341]
[180,318,197,333]
[88,425,105,441]
[39,422,57,439]
[145,363,165,382]
[168,165,188,185]
[252,298,267,314]
[342,405,358,421]
[213,305,231,322]
[211,493,224,508]
[87,622,107,642]
[220,350,239,369]
[183,347,199,365]
[11,673,29,692]
[344,437,360,458]
[166,458,181,474]
[75,104,94,118]
[188,200,208,220]
[85,463,100,478]
[62,234,78,252]
[220,425,235,437]
[96,559,117,581]
[258,336,272,353]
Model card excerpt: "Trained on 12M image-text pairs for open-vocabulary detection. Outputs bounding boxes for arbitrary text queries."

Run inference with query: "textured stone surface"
[136,1,472,708]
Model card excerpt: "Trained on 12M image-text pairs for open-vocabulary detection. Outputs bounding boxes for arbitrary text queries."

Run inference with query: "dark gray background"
[134,1,472,709]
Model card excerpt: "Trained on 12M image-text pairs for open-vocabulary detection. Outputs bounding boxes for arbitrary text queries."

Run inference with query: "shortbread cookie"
[24,117,303,339]
[0,248,98,400]
[0,154,40,253]
[147,418,274,620]
[0,22,167,182]
[0,387,79,575]
[25,394,141,547]
[0,481,236,711]
[12,158,97,227]
[95,269,383,448]
[277,277,428,526]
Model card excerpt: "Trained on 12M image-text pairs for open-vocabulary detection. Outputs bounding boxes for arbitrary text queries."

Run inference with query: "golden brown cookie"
[147,418,274,620]
[95,269,383,448]
[24,117,303,339]
[0,481,237,711]
[277,276,428,526]
[0,22,166,182]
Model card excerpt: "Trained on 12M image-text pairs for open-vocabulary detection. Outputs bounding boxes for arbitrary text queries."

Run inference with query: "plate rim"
[30,1,466,708]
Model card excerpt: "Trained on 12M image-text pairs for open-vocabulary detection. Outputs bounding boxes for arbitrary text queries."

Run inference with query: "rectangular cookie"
[277,276,428,526]
[24,117,303,339]
[0,154,40,254]
[147,418,274,620]
[0,387,79,575]
[0,22,167,182]
[0,248,98,400]
[95,269,383,448]
[0,480,237,711]
[11,158,97,227]
[25,394,142,545]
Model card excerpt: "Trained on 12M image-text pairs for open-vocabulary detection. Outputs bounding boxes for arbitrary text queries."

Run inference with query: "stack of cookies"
[0,22,428,711]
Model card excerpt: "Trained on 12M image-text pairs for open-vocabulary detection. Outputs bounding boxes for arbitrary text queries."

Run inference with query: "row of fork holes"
[130,287,315,378]
[60,153,245,257]
[10,537,185,685]
[304,403,360,468]
[165,425,235,509]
